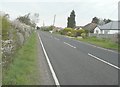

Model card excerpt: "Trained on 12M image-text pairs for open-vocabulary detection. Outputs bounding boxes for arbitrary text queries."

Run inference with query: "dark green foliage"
[67,17,70,28]
[92,17,99,24]
[36,26,40,30]
[103,19,111,24]
[92,17,111,25]
[67,10,76,28]
[41,26,54,31]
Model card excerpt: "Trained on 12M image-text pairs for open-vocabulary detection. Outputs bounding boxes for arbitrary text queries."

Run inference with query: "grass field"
[75,37,119,52]
[3,32,40,85]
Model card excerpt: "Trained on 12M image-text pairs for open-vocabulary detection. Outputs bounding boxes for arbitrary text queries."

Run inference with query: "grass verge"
[3,32,40,85]
[75,37,119,52]
[52,31,119,52]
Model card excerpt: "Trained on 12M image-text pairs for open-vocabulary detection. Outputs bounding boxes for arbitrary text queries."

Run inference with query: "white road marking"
[54,37,59,41]
[77,40,119,54]
[38,33,60,86]
[88,53,120,70]
[64,42,76,48]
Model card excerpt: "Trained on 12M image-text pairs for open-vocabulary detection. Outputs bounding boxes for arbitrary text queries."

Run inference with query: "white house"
[94,21,120,34]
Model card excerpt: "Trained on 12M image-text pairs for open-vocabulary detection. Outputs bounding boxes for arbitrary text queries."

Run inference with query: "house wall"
[94,27,119,34]
[107,30,119,34]
[94,27,101,34]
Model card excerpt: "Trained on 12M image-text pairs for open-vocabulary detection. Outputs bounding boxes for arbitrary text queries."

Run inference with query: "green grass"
[75,37,119,52]
[3,32,40,85]
[53,31,119,52]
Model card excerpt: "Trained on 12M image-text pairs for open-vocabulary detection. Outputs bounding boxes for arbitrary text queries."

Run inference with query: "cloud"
[2,0,118,2]
[1,0,119,27]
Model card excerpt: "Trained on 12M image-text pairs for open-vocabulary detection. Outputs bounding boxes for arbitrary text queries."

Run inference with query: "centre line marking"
[88,53,120,70]
[64,42,76,48]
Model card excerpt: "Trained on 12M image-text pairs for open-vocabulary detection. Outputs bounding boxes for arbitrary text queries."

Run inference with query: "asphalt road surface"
[38,31,119,85]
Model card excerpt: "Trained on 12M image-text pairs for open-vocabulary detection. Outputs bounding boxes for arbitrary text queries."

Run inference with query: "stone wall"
[2,20,34,67]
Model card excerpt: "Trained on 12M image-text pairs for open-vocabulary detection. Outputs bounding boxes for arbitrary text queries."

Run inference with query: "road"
[38,31,119,85]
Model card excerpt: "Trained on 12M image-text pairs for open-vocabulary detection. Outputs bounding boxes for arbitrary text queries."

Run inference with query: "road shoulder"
[36,32,55,85]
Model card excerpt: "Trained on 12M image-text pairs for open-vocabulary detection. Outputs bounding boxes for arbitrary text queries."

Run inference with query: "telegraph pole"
[53,15,56,26]
[43,20,45,27]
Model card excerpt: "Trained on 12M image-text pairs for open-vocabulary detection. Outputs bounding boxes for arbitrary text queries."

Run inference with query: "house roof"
[75,26,83,28]
[98,21,120,30]
[75,26,83,30]
[82,23,97,33]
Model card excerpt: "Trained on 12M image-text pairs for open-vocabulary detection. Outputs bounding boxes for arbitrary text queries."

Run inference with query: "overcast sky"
[1,0,119,28]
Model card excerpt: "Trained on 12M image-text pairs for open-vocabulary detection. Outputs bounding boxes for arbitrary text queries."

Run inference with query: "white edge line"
[64,42,76,48]
[37,33,60,86]
[88,53,120,70]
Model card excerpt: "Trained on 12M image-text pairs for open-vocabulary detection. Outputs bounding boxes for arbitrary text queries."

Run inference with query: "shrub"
[59,30,64,35]
[41,26,54,31]
[66,31,72,36]
[63,28,73,33]
[60,28,73,35]
[1,16,11,40]
[76,29,85,36]
[71,29,77,37]
[81,33,86,38]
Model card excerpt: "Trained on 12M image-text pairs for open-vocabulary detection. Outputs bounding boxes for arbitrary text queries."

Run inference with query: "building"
[94,21,120,34]
[83,23,97,33]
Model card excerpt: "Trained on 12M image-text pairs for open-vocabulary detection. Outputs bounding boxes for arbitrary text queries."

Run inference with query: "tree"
[17,13,36,27]
[98,18,105,25]
[67,17,70,28]
[92,17,111,25]
[30,13,39,24]
[92,17,99,24]
[67,10,76,28]
[103,19,111,24]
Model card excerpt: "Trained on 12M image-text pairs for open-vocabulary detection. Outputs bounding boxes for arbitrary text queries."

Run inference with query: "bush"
[41,26,54,31]
[76,29,85,36]
[1,16,11,40]
[66,31,72,36]
[59,28,73,35]
[59,28,87,37]
[63,28,73,34]
[71,29,77,37]
[81,33,86,38]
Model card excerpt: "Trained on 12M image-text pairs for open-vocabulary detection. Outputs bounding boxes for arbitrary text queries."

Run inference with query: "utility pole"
[53,14,56,26]
[43,20,45,27]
